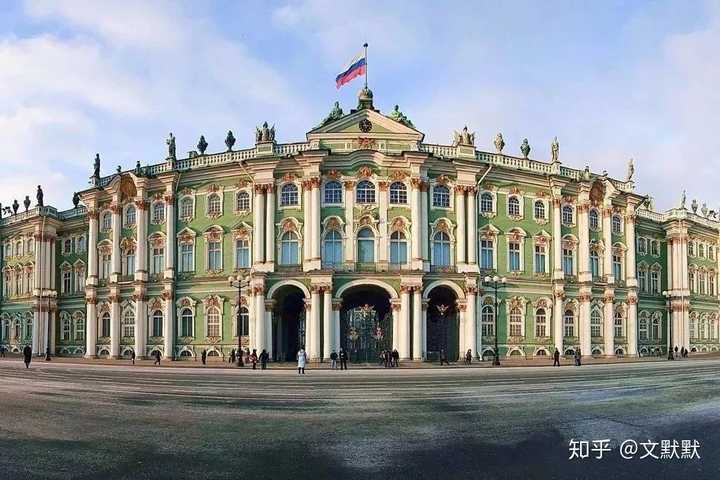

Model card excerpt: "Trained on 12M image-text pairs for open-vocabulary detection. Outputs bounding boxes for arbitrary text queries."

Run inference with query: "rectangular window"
[101,254,111,280]
[508,242,521,271]
[208,242,222,270]
[122,253,135,276]
[651,241,659,256]
[180,243,194,272]
[151,248,164,275]
[638,270,647,292]
[613,254,622,280]
[650,271,659,294]
[76,270,85,291]
[563,249,574,276]
[590,252,599,278]
[235,240,250,269]
[534,244,546,274]
[480,240,494,270]
[62,271,72,294]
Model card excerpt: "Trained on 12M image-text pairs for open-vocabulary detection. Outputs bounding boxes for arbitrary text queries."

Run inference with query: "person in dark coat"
[553,348,560,367]
[465,349,472,365]
[392,349,399,367]
[201,349,207,365]
[22,345,32,368]
[250,349,258,370]
[154,350,161,365]
[0,345,6,357]
[131,350,136,365]
[330,350,338,370]
[230,349,236,365]
[259,349,269,370]
[339,348,348,370]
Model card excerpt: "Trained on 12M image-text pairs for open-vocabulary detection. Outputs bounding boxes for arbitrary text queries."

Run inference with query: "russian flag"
[336,51,366,89]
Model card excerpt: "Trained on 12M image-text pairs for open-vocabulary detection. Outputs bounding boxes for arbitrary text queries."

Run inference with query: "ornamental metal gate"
[342,304,392,363]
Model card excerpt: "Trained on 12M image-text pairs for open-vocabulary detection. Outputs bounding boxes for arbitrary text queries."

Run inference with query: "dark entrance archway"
[426,286,459,361]
[272,285,306,362]
[340,285,392,364]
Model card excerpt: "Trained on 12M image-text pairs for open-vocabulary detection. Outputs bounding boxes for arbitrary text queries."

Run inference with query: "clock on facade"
[359,119,373,133]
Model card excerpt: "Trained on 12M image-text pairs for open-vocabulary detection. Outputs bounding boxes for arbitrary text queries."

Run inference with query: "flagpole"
[363,43,368,88]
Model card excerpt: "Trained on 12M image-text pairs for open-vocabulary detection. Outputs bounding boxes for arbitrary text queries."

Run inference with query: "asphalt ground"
[0,358,718,479]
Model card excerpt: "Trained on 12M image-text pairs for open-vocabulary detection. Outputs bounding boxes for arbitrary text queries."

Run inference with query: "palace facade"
[2,88,719,361]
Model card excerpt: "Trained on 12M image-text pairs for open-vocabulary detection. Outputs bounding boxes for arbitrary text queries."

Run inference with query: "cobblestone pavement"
[0,358,718,479]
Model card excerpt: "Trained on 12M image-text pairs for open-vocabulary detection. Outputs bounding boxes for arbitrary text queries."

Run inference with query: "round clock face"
[359,119,373,133]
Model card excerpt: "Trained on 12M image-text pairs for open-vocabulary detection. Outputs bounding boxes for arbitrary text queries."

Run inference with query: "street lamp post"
[663,290,674,360]
[228,274,249,366]
[483,275,506,366]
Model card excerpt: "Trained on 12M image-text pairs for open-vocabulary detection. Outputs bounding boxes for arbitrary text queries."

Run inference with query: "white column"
[265,305,273,359]
[311,178,321,266]
[87,211,99,282]
[411,180,421,268]
[577,195,590,282]
[466,288,477,358]
[309,287,321,359]
[111,204,121,281]
[255,288,266,352]
[253,186,265,265]
[625,208,637,286]
[378,182,389,266]
[399,286,411,358]
[602,205,614,284]
[303,182,311,267]
[627,297,638,356]
[265,185,275,267]
[603,292,614,356]
[344,181,355,265]
[163,293,173,359]
[135,294,147,358]
[136,201,148,278]
[421,302,428,360]
[421,182,429,265]
[248,294,256,352]
[85,300,97,357]
[552,197,563,279]
[412,287,422,359]
[579,290,591,356]
[322,288,332,360]
[110,295,120,358]
[333,300,341,354]
[391,301,400,352]
[165,193,176,274]
[554,294,563,354]
[456,186,466,265]
[467,187,477,266]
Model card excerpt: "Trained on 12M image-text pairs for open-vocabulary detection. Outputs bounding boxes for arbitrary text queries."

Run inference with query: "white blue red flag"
[336,51,367,89]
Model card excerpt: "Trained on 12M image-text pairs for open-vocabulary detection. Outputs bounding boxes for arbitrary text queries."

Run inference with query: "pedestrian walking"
[297,346,307,374]
[154,350,161,365]
[201,349,207,365]
[230,349,236,365]
[553,348,560,367]
[339,348,348,370]
[131,350,136,365]
[250,349,258,370]
[260,349,269,370]
[392,349,399,367]
[465,349,472,365]
[440,349,448,366]
[330,350,338,370]
[0,345,6,357]
[22,345,32,369]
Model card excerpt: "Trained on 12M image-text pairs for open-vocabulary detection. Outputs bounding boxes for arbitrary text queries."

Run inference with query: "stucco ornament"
[520,138,531,158]
[453,126,475,147]
[493,132,505,153]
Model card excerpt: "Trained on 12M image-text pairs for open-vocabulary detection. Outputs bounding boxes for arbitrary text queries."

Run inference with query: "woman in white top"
[297,347,307,374]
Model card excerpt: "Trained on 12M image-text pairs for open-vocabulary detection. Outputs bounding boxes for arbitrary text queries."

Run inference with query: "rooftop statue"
[72,192,80,209]
[626,158,635,182]
[197,135,208,155]
[23,196,31,212]
[551,137,560,163]
[319,101,344,127]
[135,161,142,176]
[701,203,708,217]
[494,132,505,153]
[166,132,176,159]
[583,166,591,181]
[520,138,531,158]
[12,199,19,215]
[255,122,275,143]
[646,196,655,211]
[680,190,686,209]
[36,185,44,207]
[225,130,236,151]
[93,153,101,178]
[387,105,414,128]
[453,126,475,147]
[691,198,698,213]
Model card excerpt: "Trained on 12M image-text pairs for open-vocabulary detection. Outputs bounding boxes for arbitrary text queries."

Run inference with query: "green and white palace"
[2,88,719,362]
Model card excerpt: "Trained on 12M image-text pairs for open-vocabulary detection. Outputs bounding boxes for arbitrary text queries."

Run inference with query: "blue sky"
[1,0,718,211]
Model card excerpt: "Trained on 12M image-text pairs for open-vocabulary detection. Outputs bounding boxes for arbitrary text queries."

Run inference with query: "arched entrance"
[426,286,459,361]
[339,284,393,364]
[271,285,307,361]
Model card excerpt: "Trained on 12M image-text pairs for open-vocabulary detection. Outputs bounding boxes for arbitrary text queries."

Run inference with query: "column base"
[84,354,97,359]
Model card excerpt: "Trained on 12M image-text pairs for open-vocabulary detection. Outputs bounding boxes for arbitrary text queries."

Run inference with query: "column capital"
[252,286,265,296]
[343,180,355,190]
[163,194,175,205]
[87,209,99,220]
[332,299,343,311]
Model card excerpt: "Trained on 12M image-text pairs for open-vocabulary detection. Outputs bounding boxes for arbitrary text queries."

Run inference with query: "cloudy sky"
[1,0,718,211]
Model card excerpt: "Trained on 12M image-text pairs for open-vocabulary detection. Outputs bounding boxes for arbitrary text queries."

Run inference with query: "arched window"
[535,308,547,337]
[281,184,299,206]
[235,238,250,269]
[651,315,661,340]
[125,205,136,227]
[563,310,575,337]
[639,313,649,341]
[63,239,72,254]
[236,191,250,211]
[507,196,520,217]
[534,200,545,220]
[614,311,624,337]
[432,232,451,266]
[280,231,299,265]
[433,185,450,208]
[180,197,194,218]
[480,193,493,213]
[324,181,342,204]
[101,212,112,231]
[562,205,574,225]
[151,310,163,337]
[589,209,599,230]
[322,230,343,267]
[509,307,523,337]
[389,182,407,204]
[180,308,194,337]
[206,306,220,337]
[74,316,85,341]
[356,181,376,204]
[238,307,249,337]
[357,228,375,263]
[100,311,110,338]
[1,319,9,343]
[389,231,407,265]
[23,317,32,340]
[612,215,622,234]
[152,202,165,223]
[207,194,221,215]
[591,309,602,337]
[481,305,495,336]
[121,309,135,338]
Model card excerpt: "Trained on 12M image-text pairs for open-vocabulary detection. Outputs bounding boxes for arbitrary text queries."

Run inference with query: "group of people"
[379,349,400,368]
[329,348,349,370]
[673,346,690,359]
[197,347,270,370]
